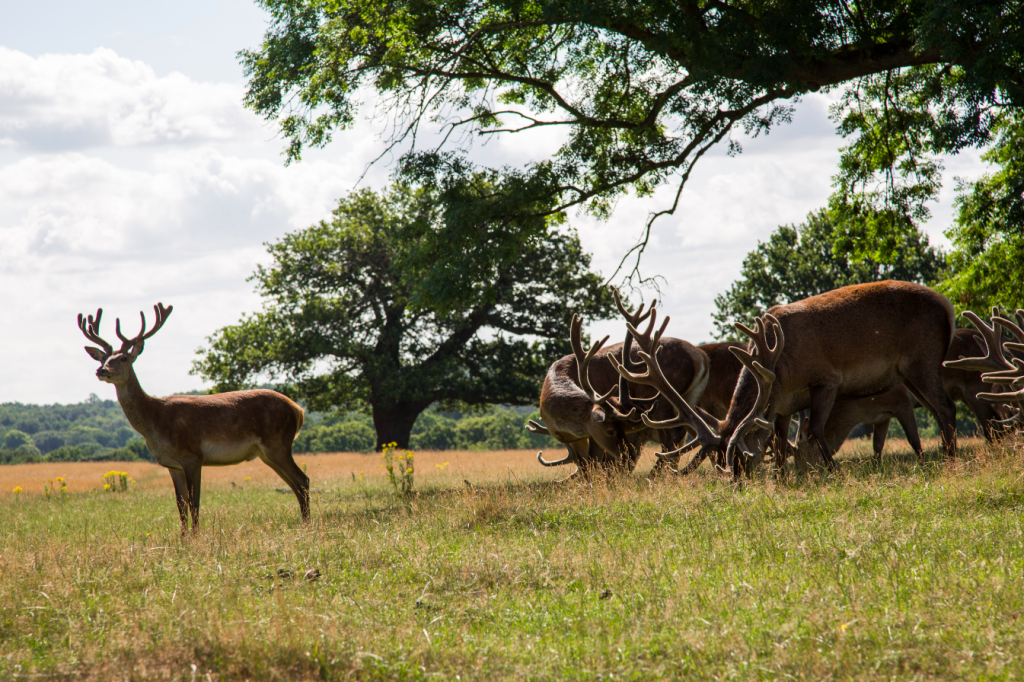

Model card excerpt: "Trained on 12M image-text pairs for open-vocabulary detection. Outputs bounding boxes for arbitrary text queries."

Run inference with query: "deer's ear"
[85,346,107,361]
[591,407,606,423]
[128,340,145,359]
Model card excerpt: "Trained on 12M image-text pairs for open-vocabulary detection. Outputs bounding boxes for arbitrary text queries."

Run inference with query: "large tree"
[241,0,1022,279]
[193,184,614,448]
[712,208,944,339]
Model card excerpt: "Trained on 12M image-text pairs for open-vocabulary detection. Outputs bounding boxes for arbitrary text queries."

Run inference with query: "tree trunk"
[371,404,425,450]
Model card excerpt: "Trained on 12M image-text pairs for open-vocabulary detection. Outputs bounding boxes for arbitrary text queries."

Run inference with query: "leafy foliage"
[193,183,614,448]
[712,209,945,339]
[242,0,1024,276]
[939,114,1024,312]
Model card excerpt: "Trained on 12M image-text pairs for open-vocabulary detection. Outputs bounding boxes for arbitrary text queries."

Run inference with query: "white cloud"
[0,47,259,151]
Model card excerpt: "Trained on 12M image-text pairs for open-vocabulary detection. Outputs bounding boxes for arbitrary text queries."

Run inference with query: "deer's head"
[78,304,173,385]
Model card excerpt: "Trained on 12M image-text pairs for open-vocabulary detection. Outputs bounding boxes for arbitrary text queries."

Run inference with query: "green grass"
[2,438,1024,680]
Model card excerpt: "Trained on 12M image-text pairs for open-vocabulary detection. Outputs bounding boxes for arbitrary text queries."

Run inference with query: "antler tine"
[625,308,670,356]
[725,358,777,469]
[981,357,1024,386]
[979,385,1024,406]
[569,314,616,406]
[611,286,657,412]
[77,308,112,354]
[611,286,656,327]
[993,312,1024,346]
[735,314,784,371]
[943,309,1013,373]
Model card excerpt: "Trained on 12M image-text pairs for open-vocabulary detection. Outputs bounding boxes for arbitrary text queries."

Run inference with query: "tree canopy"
[712,208,945,339]
[241,0,1023,278]
[192,184,614,448]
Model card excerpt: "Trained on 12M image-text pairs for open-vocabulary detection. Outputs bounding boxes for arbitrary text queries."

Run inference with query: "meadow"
[2,437,1023,680]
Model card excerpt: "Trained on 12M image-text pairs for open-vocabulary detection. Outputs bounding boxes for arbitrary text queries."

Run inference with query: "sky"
[0,2,990,405]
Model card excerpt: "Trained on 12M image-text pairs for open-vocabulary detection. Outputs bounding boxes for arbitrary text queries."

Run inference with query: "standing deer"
[78,304,309,531]
[613,281,959,478]
[792,325,1014,471]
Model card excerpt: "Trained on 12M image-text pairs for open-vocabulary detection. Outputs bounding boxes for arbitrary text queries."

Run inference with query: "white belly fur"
[201,438,263,466]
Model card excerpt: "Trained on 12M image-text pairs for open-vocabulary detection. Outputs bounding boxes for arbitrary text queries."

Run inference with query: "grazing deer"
[78,304,309,531]
[792,386,923,473]
[528,297,710,480]
[613,281,958,478]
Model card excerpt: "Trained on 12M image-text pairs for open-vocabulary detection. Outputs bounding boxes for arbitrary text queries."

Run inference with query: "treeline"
[0,397,556,465]
[0,396,153,465]
[296,406,555,454]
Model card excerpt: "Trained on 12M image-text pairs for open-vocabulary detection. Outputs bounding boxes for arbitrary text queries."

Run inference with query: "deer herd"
[77,281,1024,531]
[529,281,1024,483]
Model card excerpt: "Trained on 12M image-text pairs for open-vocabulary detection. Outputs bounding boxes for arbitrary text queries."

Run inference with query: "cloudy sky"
[1,1,988,405]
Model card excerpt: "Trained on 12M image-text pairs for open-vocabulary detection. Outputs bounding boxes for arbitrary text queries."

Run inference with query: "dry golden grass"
[0,449,566,499]
[0,433,959,499]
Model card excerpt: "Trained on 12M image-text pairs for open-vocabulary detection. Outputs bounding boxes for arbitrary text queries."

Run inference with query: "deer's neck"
[115,368,160,439]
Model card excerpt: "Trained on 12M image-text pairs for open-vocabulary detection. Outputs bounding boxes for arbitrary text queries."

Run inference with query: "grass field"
[2,436,1023,680]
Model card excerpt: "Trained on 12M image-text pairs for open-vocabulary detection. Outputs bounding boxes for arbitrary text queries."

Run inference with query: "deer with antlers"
[527,292,712,480]
[78,304,309,531]
[613,281,959,478]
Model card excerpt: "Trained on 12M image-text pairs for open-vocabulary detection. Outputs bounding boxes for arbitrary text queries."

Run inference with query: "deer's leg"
[808,382,839,471]
[892,406,924,463]
[168,468,190,532]
[900,370,957,460]
[964,392,1002,442]
[772,413,792,473]
[184,463,202,531]
[872,419,891,463]
[650,426,688,476]
[258,445,310,520]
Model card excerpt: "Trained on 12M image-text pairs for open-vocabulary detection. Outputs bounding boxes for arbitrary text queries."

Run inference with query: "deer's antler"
[77,308,113,355]
[725,314,785,470]
[607,308,721,468]
[611,286,657,412]
[115,303,173,355]
[569,314,637,421]
[943,308,1013,373]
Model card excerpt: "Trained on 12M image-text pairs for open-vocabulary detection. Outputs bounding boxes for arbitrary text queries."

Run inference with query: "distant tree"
[712,209,945,340]
[193,183,614,449]
[2,430,39,455]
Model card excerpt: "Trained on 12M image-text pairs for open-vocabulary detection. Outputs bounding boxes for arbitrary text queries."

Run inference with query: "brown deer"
[78,304,309,531]
[792,326,1013,470]
[528,298,710,480]
[614,281,959,478]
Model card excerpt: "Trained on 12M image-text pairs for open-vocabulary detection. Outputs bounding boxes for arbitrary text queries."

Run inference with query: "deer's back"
[770,280,954,397]
[149,389,304,453]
